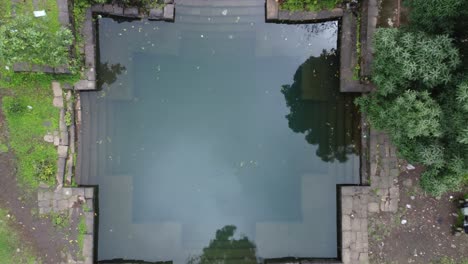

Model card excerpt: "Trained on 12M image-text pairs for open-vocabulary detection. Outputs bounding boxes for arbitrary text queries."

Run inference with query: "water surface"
[80,7,360,263]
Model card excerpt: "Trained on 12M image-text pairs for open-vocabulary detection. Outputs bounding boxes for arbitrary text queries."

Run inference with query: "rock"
[44,134,54,143]
[410,195,415,200]
[406,204,411,209]
[403,178,412,187]
[401,219,407,225]
[406,164,415,170]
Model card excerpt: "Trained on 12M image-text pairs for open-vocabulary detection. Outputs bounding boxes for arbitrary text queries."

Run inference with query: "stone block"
[62,187,73,196]
[342,196,353,215]
[148,8,163,19]
[44,134,54,143]
[342,231,352,249]
[266,0,279,20]
[13,62,30,72]
[342,248,351,264]
[57,145,68,158]
[123,7,139,17]
[74,80,96,91]
[359,252,369,263]
[163,4,174,20]
[103,4,113,13]
[368,202,379,213]
[342,214,351,231]
[351,218,361,232]
[53,96,64,108]
[72,188,85,197]
[83,235,93,257]
[86,68,95,81]
[84,188,94,198]
[54,66,71,74]
[56,157,66,185]
[57,199,69,211]
[389,186,399,199]
[164,0,173,3]
[52,82,62,97]
[85,212,94,233]
[113,5,124,15]
[38,200,51,208]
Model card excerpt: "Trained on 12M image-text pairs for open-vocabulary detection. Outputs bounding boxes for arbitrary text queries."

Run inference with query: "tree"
[406,0,466,35]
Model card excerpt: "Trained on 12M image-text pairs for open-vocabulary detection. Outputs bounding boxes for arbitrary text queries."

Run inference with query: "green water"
[80,6,361,262]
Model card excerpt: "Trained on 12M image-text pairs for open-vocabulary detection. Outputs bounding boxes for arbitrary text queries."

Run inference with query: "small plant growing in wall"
[65,111,72,127]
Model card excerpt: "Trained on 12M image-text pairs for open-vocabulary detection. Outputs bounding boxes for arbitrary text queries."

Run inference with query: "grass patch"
[0,142,8,153]
[0,209,38,263]
[0,72,79,190]
[47,212,70,229]
[281,0,339,12]
[432,257,468,264]
[77,215,87,254]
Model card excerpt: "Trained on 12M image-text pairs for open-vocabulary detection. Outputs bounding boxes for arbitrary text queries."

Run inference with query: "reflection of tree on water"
[97,62,126,88]
[187,225,258,264]
[281,49,360,163]
[298,22,338,41]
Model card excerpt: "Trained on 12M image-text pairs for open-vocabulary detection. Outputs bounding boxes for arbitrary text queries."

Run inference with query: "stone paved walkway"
[341,186,370,264]
[368,130,401,214]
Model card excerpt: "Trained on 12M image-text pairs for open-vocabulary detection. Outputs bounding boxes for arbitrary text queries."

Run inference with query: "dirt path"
[369,166,468,263]
[0,93,67,264]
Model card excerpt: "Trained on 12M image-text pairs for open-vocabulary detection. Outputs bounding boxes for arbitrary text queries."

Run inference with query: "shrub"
[281,0,338,11]
[372,29,460,95]
[357,28,468,196]
[0,15,73,67]
[406,0,465,34]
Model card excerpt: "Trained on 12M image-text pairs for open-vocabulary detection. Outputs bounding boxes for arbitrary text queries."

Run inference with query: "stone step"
[176,5,265,17]
[176,13,263,24]
[87,92,99,185]
[176,0,264,7]
[174,22,258,33]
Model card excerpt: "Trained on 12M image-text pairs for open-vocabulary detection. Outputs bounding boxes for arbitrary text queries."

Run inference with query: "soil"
[0,92,68,264]
[369,165,468,263]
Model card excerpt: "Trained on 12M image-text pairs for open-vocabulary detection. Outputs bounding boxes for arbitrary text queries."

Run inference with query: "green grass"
[281,0,339,12]
[0,72,79,190]
[77,215,87,253]
[0,209,38,264]
[47,212,69,229]
[431,257,468,264]
[0,0,60,32]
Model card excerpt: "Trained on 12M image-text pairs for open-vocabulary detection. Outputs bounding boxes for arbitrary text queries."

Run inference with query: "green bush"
[356,28,468,196]
[406,0,465,34]
[371,28,460,95]
[0,15,73,67]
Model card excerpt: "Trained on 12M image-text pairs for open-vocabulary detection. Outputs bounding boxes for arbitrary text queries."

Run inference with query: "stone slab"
[53,96,64,108]
[148,8,163,19]
[123,7,139,17]
[74,80,96,91]
[266,0,279,20]
[57,145,68,158]
[52,82,62,97]
[163,4,175,21]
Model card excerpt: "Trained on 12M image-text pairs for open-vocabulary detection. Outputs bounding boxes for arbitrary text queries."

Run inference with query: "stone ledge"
[90,3,175,22]
[13,62,71,74]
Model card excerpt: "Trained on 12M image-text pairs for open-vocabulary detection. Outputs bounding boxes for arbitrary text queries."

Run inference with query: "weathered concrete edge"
[90,3,175,21]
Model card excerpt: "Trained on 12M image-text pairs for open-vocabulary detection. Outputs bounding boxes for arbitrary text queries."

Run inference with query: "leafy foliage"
[406,0,465,34]
[0,16,73,67]
[372,29,460,95]
[357,28,468,196]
